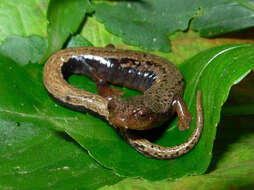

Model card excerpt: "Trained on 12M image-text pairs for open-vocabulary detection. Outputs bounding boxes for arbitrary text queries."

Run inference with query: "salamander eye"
[108,101,116,111]
[138,110,147,117]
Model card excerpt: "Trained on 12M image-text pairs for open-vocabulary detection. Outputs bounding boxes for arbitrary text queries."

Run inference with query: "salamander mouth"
[108,113,159,130]
[109,116,129,129]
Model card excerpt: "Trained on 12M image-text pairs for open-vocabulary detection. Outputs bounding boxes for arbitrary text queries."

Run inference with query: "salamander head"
[107,98,161,130]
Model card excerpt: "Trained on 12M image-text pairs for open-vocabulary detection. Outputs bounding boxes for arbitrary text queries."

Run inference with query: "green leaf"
[0,35,47,65]
[81,17,125,48]
[0,0,48,43]
[192,0,254,37]
[99,114,254,190]
[64,44,254,180]
[82,17,247,65]
[67,35,93,48]
[93,0,254,52]
[93,0,200,52]
[42,0,93,62]
[0,44,122,190]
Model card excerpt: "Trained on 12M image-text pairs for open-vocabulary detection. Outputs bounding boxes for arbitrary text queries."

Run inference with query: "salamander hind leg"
[172,95,192,131]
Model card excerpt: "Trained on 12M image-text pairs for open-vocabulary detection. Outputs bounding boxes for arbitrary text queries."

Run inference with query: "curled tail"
[117,91,203,160]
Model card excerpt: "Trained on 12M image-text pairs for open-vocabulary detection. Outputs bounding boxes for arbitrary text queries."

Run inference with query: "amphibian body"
[43,46,203,159]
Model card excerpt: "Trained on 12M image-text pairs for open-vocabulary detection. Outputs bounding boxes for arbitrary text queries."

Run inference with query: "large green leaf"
[99,118,254,190]
[0,48,122,190]
[93,0,200,52]
[192,0,254,37]
[93,0,254,52]
[0,0,48,43]
[63,44,254,180]
[81,18,254,67]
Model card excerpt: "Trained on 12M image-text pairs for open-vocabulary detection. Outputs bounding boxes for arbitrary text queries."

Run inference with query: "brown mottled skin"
[118,91,203,159]
[43,46,203,159]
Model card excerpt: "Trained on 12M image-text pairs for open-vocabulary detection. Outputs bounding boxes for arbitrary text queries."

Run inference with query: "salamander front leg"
[172,95,192,131]
[92,71,124,100]
[97,82,124,100]
[80,58,124,100]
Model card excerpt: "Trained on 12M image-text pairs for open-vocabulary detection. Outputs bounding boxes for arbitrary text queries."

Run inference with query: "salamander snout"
[107,99,159,130]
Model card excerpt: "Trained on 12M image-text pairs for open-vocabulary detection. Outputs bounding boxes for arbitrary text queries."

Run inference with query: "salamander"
[43,46,203,159]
